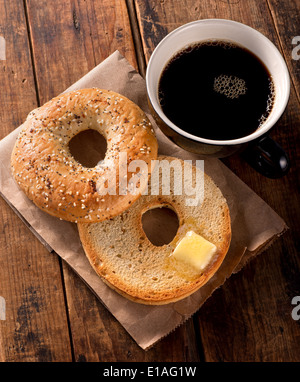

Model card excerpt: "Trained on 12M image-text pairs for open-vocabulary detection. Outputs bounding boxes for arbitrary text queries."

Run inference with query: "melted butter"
[164,255,203,282]
[165,230,217,280]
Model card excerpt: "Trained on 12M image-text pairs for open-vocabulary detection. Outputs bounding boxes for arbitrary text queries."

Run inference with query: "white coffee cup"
[146,19,290,177]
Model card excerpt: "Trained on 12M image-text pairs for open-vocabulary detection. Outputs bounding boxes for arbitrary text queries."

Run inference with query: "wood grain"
[266,0,300,101]
[25,0,137,104]
[135,0,300,361]
[0,0,72,361]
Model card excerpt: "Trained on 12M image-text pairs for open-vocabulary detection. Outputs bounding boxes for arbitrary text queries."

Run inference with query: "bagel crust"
[78,156,231,305]
[11,88,158,222]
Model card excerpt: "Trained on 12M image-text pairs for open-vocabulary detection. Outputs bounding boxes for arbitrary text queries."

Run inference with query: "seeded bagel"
[78,156,231,305]
[11,88,158,222]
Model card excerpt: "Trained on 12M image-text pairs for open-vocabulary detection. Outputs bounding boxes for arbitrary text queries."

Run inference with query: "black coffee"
[158,40,275,140]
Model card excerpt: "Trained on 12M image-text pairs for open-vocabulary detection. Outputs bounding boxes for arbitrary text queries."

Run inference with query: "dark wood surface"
[0,0,299,362]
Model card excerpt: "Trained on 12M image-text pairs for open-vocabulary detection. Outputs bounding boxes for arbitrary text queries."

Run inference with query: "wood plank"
[0,0,72,361]
[26,0,137,104]
[0,4,36,135]
[266,0,300,101]
[135,0,287,63]
[25,0,201,359]
[135,0,300,361]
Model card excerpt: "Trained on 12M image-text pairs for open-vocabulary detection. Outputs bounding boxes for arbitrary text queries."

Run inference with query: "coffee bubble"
[213,74,247,99]
[258,78,275,126]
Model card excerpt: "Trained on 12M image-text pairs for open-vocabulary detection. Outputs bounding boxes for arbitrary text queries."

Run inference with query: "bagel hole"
[68,130,107,168]
[141,206,179,247]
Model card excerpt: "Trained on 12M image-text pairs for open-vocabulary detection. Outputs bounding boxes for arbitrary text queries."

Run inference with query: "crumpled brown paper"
[0,51,287,350]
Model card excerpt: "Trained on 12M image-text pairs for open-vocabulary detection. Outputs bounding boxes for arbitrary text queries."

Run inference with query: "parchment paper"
[0,51,287,350]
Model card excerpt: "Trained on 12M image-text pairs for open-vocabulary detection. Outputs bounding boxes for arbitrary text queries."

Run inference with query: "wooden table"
[0,0,299,362]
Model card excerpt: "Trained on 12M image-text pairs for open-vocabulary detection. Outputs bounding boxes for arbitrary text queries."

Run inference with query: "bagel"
[78,156,231,305]
[11,88,158,222]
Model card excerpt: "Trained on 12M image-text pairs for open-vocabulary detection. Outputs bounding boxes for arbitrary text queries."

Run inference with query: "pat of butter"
[172,231,217,271]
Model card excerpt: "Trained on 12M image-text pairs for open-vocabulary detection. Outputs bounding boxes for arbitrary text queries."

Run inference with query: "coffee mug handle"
[241,135,290,178]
